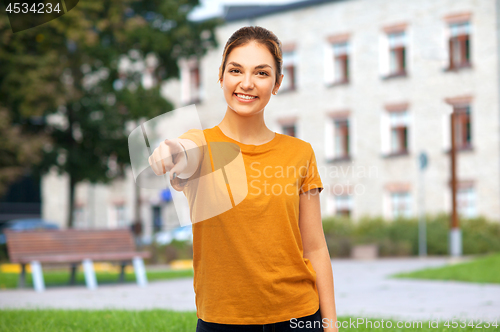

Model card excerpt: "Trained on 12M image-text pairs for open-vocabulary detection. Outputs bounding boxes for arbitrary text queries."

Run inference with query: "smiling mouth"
[234,93,258,100]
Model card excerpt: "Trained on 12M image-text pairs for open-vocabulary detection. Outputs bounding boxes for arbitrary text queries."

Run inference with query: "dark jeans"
[196,307,323,332]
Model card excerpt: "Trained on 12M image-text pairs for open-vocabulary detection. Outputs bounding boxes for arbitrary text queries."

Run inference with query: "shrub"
[322,212,500,257]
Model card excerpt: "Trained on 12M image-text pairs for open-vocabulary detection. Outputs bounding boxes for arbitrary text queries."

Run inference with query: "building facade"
[42,0,500,241]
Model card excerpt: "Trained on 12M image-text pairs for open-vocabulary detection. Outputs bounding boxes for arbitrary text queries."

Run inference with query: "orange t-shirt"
[170,125,324,325]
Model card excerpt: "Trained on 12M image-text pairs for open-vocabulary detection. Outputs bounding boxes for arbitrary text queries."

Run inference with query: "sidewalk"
[0,257,499,322]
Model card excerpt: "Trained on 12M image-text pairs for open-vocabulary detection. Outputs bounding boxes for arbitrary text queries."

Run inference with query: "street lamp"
[418,151,428,257]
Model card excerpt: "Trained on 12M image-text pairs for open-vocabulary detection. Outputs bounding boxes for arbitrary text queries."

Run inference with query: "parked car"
[0,218,59,245]
[155,224,193,245]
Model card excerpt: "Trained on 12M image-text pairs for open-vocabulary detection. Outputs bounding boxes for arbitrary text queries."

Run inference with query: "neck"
[217,106,275,145]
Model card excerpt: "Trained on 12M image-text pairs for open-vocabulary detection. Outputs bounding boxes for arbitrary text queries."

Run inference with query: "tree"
[0,107,48,197]
[0,0,222,227]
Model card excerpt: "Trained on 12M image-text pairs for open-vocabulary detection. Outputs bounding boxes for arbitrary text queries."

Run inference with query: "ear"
[274,74,284,92]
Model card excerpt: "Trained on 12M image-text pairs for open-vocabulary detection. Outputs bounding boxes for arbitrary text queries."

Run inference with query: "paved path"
[1,257,499,323]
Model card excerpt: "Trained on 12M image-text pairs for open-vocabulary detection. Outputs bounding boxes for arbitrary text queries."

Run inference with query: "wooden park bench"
[4,228,151,292]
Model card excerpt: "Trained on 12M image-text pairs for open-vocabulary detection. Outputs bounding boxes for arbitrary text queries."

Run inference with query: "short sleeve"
[170,128,206,192]
[299,144,323,195]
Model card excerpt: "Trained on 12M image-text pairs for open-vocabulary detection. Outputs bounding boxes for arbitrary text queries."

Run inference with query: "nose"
[240,72,255,90]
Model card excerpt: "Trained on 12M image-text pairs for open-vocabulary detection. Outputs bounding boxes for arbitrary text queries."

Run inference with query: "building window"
[444,96,473,152]
[281,51,296,92]
[325,112,352,161]
[448,21,471,70]
[326,191,353,217]
[189,65,200,103]
[388,31,406,76]
[390,191,411,218]
[333,42,349,84]
[116,205,127,227]
[389,111,409,154]
[453,105,472,149]
[324,36,350,86]
[382,105,411,157]
[181,57,202,105]
[334,118,350,159]
[335,195,352,218]
[457,185,476,218]
[282,123,296,137]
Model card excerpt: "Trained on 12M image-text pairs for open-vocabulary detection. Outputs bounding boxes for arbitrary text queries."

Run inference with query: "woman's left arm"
[299,188,338,332]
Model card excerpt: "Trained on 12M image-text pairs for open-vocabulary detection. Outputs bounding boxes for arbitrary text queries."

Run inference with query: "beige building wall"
[183,0,499,222]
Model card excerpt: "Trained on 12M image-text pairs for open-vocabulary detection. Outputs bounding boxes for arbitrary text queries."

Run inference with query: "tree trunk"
[67,174,76,229]
[132,119,144,247]
[135,181,141,225]
[132,176,143,249]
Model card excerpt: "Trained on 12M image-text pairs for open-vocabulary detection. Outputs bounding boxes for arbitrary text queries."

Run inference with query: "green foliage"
[0,0,223,226]
[141,240,193,264]
[0,106,49,197]
[322,213,500,257]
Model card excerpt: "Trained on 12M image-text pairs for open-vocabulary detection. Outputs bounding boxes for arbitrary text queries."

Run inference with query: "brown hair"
[218,26,283,87]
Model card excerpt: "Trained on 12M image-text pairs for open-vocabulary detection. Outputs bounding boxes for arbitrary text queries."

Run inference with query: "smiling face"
[221,40,283,117]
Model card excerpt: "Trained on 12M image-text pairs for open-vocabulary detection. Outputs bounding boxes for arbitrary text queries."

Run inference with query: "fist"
[148,139,188,180]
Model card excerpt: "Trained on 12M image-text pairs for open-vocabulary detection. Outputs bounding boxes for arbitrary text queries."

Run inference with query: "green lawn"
[392,252,500,284]
[0,311,491,332]
[0,309,198,332]
[0,268,193,289]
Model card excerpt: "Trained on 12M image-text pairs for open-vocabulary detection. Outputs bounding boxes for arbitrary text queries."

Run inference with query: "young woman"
[149,26,338,332]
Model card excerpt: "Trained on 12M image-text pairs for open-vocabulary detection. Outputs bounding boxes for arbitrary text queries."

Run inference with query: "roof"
[223,0,345,22]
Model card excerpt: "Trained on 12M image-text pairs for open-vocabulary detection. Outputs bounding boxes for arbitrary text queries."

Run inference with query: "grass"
[0,311,492,332]
[392,252,500,284]
[0,268,193,289]
[0,309,198,332]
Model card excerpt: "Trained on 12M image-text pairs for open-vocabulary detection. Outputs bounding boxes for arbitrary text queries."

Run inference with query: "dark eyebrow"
[227,62,272,70]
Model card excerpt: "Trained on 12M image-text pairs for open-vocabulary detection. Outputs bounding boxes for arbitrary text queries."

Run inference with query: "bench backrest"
[5,229,137,263]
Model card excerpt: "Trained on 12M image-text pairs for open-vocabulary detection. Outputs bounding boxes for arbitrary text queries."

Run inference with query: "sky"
[188,0,304,21]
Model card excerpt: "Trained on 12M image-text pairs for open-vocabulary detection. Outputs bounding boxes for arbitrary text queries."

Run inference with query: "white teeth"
[236,94,256,100]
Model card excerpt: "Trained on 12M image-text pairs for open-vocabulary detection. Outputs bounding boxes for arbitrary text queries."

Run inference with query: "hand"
[148,139,188,180]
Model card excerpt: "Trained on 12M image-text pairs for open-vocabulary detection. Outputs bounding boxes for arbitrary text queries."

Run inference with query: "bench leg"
[82,259,98,290]
[132,257,147,287]
[18,264,26,289]
[69,263,78,285]
[118,261,127,283]
[30,261,45,292]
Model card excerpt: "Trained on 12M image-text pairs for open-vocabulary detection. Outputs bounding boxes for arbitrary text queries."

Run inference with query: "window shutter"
[448,38,454,68]
[396,47,404,73]
[380,111,390,155]
[465,35,470,62]
[325,119,335,160]
[459,35,467,65]
[323,44,335,85]
[407,112,414,153]
[341,55,348,82]
[350,118,356,158]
